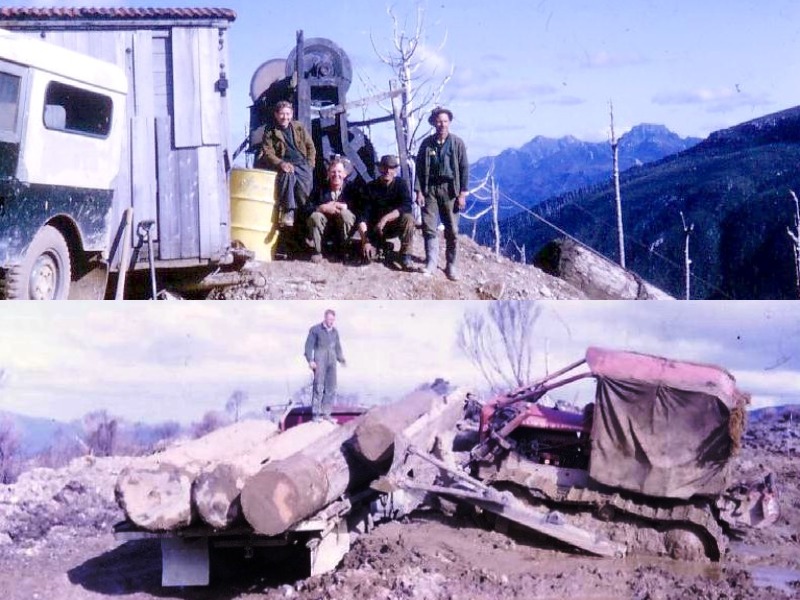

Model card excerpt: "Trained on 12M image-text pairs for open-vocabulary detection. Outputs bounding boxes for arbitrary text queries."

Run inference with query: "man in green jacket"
[260,101,316,227]
[414,107,469,281]
[304,308,347,422]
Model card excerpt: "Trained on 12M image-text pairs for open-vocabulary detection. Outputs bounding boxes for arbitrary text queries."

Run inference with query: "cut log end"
[240,455,329,536]
[115,464,194,531]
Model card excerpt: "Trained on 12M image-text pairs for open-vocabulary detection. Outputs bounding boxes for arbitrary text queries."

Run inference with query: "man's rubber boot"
[423,237,439,276]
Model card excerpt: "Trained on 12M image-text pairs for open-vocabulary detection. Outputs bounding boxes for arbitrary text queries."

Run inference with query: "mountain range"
[469,106,800,299]
[468,123,701,218]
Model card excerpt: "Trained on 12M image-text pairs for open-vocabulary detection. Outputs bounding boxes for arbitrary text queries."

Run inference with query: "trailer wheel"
[6,225,72,300]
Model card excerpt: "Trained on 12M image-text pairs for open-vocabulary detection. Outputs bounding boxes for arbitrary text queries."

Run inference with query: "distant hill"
[493,106,800,299]
[468,123,701,220]
[0,410,80,457]
[0,410,185,457]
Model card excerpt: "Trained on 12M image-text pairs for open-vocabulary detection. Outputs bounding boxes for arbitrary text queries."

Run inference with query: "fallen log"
[193,420,337,528]
[241,387,470,536]
[116,419,279,530]
[534,238,674,300]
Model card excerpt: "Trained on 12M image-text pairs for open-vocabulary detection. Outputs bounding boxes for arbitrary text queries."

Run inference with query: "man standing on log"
[304,309,346,422]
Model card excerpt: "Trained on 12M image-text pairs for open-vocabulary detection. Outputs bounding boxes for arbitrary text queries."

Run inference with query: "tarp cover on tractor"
[585,347,744,499]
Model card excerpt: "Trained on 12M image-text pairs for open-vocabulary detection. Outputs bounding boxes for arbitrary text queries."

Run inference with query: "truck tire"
[5,225,72,300]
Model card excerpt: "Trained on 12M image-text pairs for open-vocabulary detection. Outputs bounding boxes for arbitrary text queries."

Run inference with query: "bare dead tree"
[609,100,626,268]
[83,410,118,457]
[680,211,694,300]
[370,3,454,157]
[225,390,248,423]
[510,240,527,264]
[0,417,21,484]
[457,301,543,391]
[491,176,501,256]
[191,410,229,439]
[462,162,503,253]
[789,190,800,298]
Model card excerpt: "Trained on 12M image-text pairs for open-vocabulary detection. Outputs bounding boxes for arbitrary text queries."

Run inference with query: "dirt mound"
[0,456,128,545]
[209,234,586,300]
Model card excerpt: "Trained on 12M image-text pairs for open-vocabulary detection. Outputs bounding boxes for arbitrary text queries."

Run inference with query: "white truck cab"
[0,28,127,298]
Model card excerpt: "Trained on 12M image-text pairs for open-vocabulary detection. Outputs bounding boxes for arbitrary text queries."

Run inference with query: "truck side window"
[43,81,112,137]
[0,72,21,134]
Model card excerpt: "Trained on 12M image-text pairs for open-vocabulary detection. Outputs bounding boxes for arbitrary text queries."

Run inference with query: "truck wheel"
[6,225,72,300]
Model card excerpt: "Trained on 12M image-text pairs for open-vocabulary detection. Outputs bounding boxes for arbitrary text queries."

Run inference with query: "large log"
[193,420,337,528]
[115,419,279,530]
[240,418,364,536]
[534,238,674,300]
[240,387,470,536]
[350,387,442,464]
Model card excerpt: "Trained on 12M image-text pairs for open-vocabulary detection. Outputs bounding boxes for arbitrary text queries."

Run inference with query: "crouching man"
[358,154,416,270]
[307,157,357,263]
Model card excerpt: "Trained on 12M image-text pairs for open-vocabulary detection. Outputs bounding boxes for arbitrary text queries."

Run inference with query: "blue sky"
[13,0,800,158]
[0,301,798,424]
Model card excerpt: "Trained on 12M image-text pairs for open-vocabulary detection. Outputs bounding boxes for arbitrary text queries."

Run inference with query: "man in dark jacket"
[260,101,316,227]
[358,154,416,269]
[414,107,469,281]
[304,308,346,422]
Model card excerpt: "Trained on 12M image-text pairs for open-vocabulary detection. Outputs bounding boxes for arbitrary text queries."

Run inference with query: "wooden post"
[390,80,410,182]
[610,101,625,268]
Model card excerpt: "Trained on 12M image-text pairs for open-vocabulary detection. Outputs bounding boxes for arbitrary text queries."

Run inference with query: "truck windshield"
[0,71,21,134]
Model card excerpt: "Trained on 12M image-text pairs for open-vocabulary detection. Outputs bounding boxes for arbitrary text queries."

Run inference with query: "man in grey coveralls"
[304,309,346,422]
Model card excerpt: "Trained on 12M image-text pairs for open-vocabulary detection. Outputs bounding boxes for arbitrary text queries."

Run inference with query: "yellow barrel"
[229,168,279,262]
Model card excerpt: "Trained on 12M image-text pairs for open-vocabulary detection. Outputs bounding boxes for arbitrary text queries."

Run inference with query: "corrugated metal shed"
[0,7,236,266]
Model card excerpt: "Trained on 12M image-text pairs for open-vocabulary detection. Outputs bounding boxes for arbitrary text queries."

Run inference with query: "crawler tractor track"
[554,487,727,560]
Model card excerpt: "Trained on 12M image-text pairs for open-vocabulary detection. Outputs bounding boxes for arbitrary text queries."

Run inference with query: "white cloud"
[579,50,646,69]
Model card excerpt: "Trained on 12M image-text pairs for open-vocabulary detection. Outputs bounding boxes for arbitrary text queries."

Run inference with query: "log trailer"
[0,7,405,299]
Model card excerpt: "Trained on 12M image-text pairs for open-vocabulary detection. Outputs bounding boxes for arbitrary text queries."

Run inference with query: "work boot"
[423,237,439,276]
[445,262,459,281]
[401,253,414,271]
[281,209,295,228]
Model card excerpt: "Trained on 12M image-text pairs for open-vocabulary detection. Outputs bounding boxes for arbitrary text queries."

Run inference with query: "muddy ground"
[1,411,798,600]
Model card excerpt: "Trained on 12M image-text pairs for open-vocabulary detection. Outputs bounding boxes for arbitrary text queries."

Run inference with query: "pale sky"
[10,0,800,159]
[1,301,798,424]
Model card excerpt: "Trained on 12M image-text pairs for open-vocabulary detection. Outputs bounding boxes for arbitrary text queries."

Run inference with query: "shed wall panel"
[176,148,200,258]
[130,115,157,226]
[197,144,221,257]
[132,31,154,118]
[171,27,202,148]
[156,116,181,259]
[151,35,171,119]
[198,27,220,146]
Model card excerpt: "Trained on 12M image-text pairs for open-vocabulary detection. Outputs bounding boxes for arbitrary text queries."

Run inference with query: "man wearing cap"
[260,101,316,228]
[358,154,416,269]
[414,107,469,280]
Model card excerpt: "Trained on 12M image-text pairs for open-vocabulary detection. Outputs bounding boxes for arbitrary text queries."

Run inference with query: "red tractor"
[468,347,779,560]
